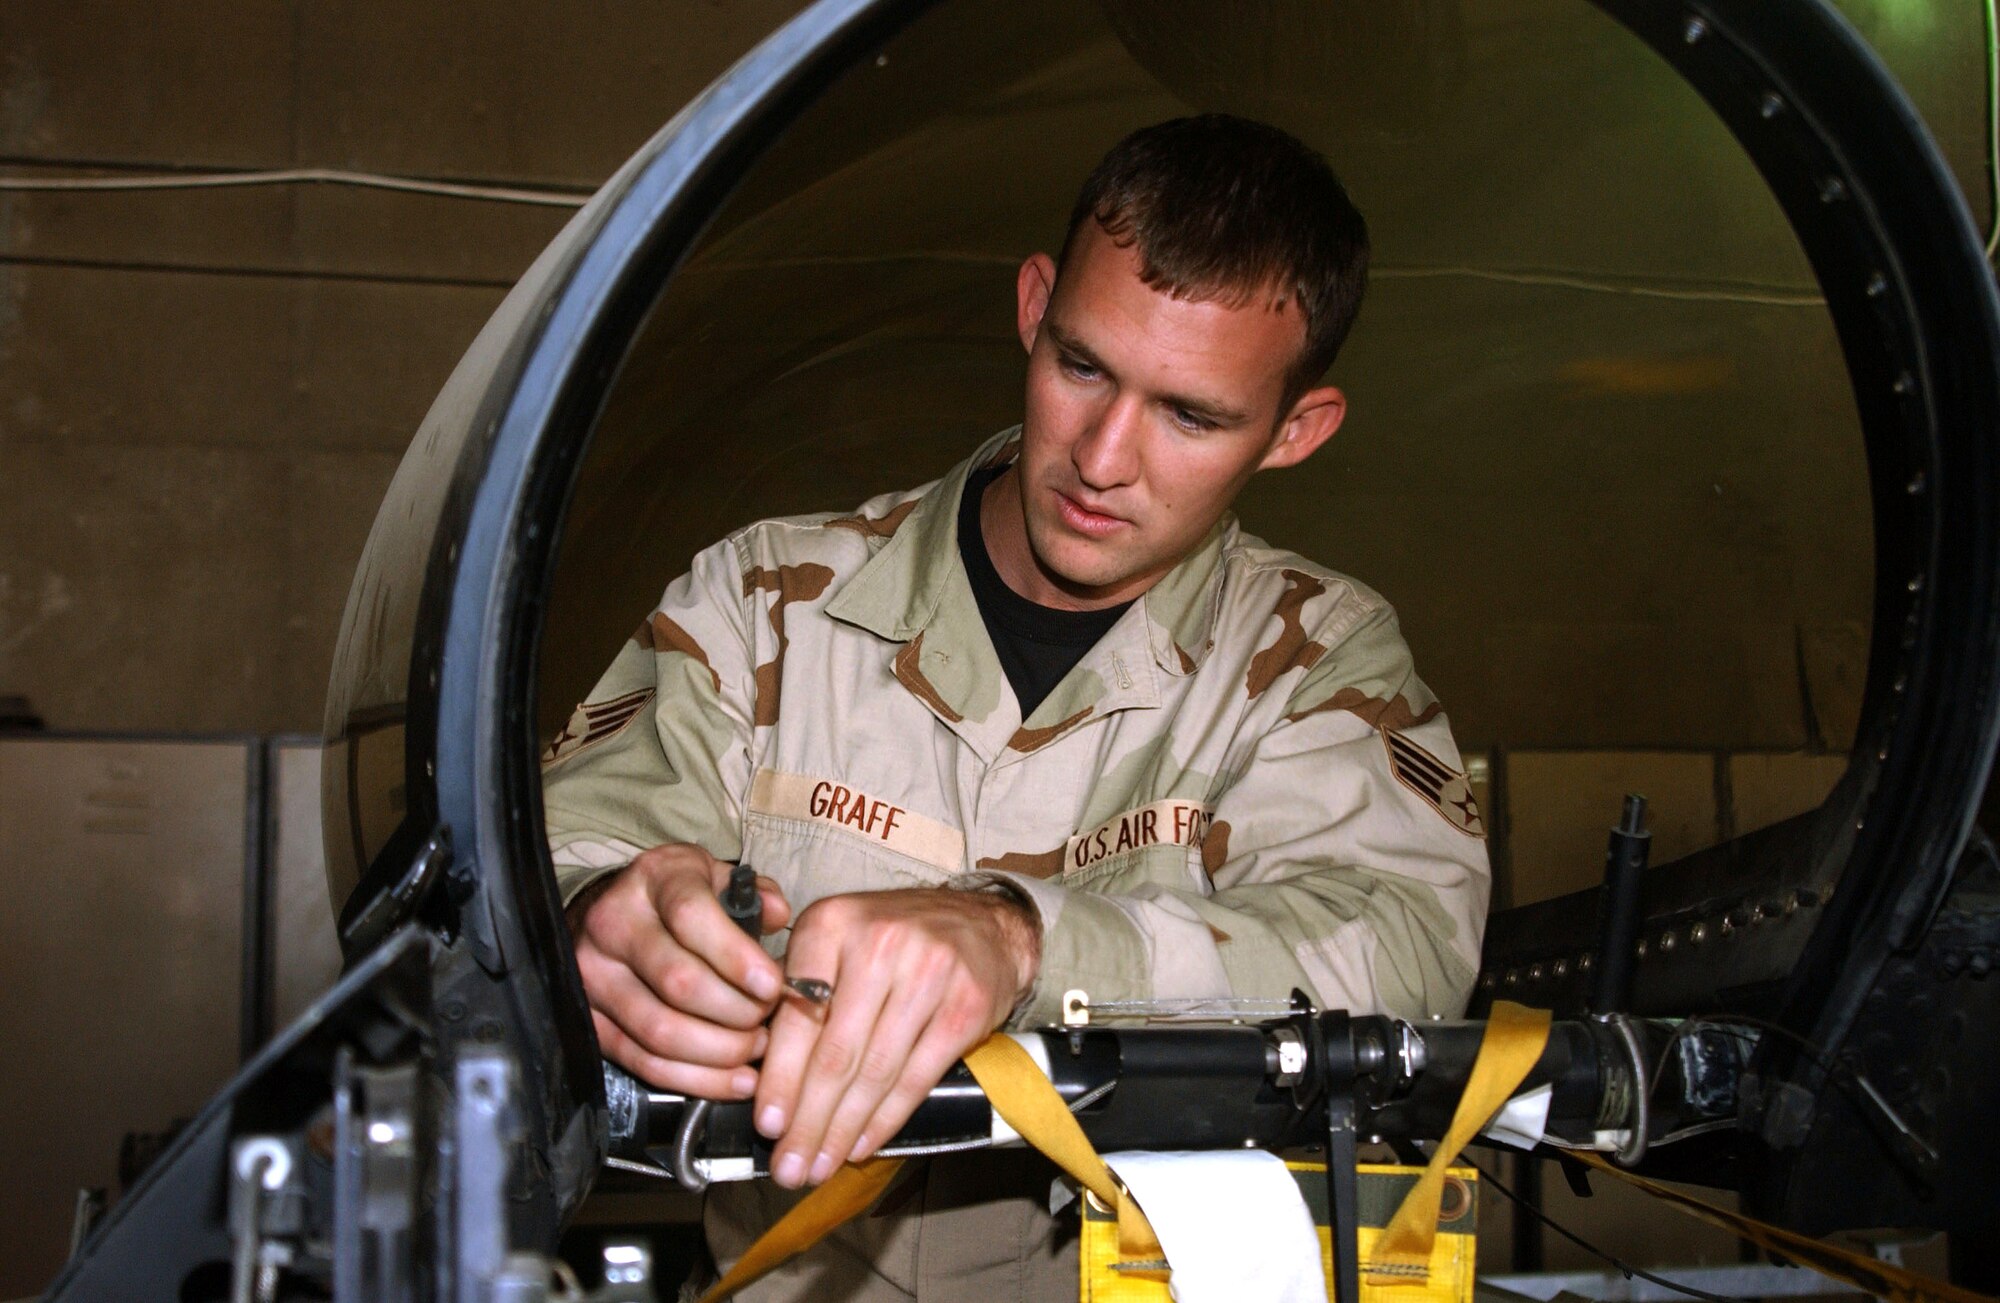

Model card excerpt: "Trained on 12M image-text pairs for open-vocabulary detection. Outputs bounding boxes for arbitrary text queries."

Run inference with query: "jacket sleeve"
[540,535,760,904]
[986,605,1490,1027]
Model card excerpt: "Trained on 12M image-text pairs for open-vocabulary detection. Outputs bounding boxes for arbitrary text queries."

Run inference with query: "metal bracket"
[333,1049,422,1303]
[340,826,453,957]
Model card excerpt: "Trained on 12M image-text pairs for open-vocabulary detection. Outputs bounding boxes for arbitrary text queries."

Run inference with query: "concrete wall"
[0,1,806,735]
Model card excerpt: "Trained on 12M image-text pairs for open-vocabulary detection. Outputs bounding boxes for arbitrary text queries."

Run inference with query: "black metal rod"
[239,737,276,1061]
[1590,794,1650,1014]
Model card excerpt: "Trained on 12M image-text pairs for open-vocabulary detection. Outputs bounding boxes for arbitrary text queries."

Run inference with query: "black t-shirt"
[958,464,1132,718]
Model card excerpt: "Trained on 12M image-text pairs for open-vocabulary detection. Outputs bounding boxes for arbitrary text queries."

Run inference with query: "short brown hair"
[1058,114,1371,411]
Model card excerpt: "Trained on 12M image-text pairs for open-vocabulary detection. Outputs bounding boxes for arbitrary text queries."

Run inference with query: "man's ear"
[1259,385,1347,471]
[1016,253,1058,355]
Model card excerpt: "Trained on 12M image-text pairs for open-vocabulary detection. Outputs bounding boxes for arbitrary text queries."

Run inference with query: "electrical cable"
[1466,1156,1762,1303]
[0,165,590,207]
[0,166,1861,310]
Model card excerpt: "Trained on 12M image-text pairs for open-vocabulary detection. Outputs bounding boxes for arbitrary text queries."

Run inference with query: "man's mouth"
[1054,490,1128,537]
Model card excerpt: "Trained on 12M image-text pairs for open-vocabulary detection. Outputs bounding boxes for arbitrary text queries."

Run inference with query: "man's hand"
[567,844,791,1100]
[752,888,1040,1189]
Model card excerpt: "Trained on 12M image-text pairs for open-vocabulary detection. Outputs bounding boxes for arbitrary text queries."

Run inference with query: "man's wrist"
[986,887,1042,1001]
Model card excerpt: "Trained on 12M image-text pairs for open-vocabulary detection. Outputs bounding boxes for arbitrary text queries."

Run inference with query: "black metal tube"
[1590,794,1651,1014]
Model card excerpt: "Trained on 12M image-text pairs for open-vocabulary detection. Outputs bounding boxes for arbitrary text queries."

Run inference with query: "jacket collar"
[825,429,1231,749]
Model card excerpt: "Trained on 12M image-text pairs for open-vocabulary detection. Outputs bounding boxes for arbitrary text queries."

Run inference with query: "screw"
[1818,176,1848,203]
[1690,922,1708,945]
[1760,92,1784,119]
[1865,271,1887,297]
[1685,16,1709,42]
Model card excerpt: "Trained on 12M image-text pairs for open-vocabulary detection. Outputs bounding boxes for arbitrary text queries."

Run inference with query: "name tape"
[747,769,966,871]
[1067,799,1214,874]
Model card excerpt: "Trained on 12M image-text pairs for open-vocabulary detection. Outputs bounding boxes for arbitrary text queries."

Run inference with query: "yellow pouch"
[1079,1161,1479,1303]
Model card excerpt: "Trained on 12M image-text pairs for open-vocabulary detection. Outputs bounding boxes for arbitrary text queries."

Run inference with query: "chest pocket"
[741,768,967,913]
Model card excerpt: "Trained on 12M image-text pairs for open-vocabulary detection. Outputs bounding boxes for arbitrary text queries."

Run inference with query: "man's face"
[989,222,1345,610]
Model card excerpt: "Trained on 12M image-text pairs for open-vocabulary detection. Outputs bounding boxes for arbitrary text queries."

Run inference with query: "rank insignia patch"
[542,688,655,767]
[1382,727,1485,838]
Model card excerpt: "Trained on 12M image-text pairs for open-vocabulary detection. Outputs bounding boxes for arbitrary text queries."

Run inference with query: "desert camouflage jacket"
[544,426,1489,1028]
[541,428,1489,1300]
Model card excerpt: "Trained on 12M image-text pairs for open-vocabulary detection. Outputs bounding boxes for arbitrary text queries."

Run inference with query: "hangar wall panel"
[0,736,249,1297]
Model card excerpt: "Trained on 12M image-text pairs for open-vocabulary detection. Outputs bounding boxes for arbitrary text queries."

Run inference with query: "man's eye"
[1170,406,1214,432]
[1059,356,1100,381]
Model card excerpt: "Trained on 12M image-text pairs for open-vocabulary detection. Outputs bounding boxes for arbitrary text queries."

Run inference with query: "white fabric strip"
[1103,1149,1329,1302]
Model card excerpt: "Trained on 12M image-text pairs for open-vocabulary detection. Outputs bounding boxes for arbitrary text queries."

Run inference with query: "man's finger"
[755,876,793,935]
[810,982,940,1179]
[623,925,771,1030]
[593,962,767,1069]
[766,957,899,1189]
[652,870,784,1003]
[849,1024,970,1163]
[593,1010,759,1100]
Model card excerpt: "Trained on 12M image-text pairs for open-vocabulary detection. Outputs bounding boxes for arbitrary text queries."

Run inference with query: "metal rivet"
[1479,972,1496,990]
[425,757,435,778]
[1856,817,1867,830]
[1760,92,1784,118]
[1684,16,1708,42]
[1635,939,1648,958]
[1907,471,1926,495]
[1893,372,1916,395]
[1909,575,1924,593]
[1529,963,1545,982]
[1865,271,1887,297]
[1660,931,1678,953]
[1878,746,1890,761]
[1554,959,1570,978]
[1818,176,1848,203]
[1579,953,1595,972]
[1503,969,1519,987]
[1893,673,1908,693]
[1690,923,1708,945]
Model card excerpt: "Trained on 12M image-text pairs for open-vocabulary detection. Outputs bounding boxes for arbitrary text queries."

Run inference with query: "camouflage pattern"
[541,427,1489,1300]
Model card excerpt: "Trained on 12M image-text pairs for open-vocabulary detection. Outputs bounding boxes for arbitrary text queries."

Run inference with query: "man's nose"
[1073,397,1142,490]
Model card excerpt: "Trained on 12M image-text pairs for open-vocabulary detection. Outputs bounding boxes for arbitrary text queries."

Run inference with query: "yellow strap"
[964,1036,1165,1266]
[1575,1153,1998,1303]
[1367,1001,1552,1286]
[695,1155,905,1302]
